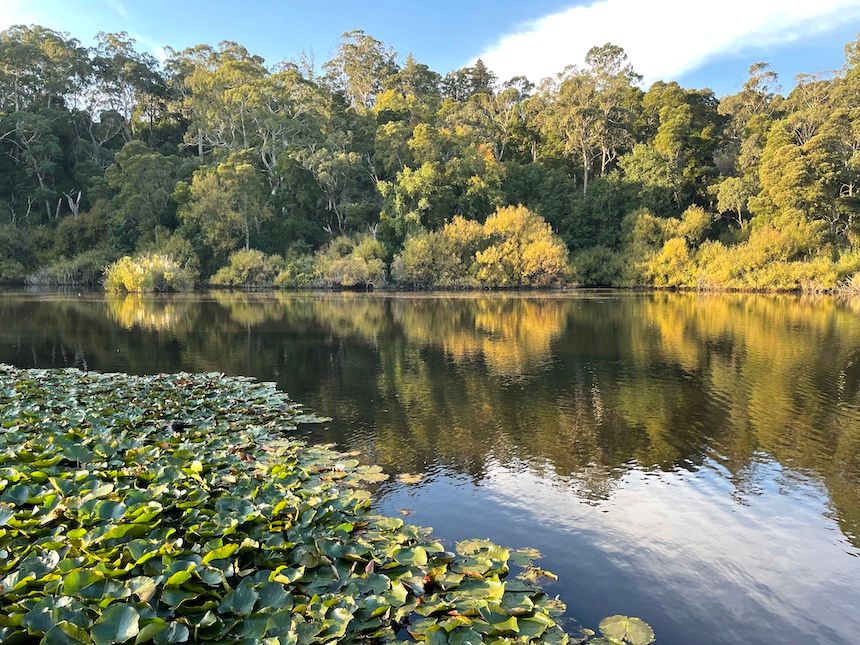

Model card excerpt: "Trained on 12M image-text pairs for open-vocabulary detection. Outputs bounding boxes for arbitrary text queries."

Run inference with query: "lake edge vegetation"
[1,26,860,293]
[0,364,654,644]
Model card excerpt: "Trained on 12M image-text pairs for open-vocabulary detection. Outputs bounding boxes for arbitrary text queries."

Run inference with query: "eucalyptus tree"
[177,150,273,253]
[0,25,89,222]
[90,32,165,143]
[323,30,398,111]
[0,24,89,112]
[536,44,640,194]
[586,44,642,177]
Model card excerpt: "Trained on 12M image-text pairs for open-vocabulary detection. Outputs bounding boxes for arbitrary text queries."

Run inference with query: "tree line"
[1,25,859,290]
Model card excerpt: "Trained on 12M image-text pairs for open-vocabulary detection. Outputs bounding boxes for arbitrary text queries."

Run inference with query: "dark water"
[1,290,859,644]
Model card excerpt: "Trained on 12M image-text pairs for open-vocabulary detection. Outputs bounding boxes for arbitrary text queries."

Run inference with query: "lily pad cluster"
[0,365,654,644]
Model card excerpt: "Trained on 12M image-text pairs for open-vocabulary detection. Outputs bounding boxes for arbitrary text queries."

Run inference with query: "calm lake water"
[1,290,859,644]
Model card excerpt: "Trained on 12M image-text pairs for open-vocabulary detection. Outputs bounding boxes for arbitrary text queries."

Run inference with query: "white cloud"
[476,0,860,86]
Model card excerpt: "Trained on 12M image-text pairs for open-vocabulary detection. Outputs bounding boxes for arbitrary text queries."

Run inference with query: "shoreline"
[2,283,858,298]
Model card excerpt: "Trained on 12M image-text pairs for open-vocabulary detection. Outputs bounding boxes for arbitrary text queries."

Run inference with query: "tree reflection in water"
[1,290,859,643]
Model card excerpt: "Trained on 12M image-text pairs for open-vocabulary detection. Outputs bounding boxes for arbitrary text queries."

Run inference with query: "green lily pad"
[91,604,140,645]
[599,615,656,645]
[0,364,651,644]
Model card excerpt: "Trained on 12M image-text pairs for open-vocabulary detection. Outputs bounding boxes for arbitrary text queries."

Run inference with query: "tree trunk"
[581,148,590,195]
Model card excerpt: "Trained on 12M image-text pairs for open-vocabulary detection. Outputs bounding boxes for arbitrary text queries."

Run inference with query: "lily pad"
[599,615,656,645]
[0,364,652,644]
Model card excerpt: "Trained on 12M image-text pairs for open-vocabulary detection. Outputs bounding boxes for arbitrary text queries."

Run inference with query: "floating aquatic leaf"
[599,615,656,645]
[398,472,424,485]
[0,364,649,644]
[511,546,542,567]
[91,604,140,645]
[519,566,560,583]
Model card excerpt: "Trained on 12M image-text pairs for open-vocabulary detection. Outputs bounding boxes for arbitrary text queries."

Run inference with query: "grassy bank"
[0,365,652,644]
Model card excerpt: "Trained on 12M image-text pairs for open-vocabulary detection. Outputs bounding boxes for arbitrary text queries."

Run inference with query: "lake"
[1,290,858,644]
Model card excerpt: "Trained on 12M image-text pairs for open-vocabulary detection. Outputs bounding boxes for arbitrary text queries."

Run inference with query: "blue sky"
[3,0,860,95]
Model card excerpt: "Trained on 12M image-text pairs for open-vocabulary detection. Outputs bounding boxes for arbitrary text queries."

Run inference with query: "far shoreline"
[1,283,858,298]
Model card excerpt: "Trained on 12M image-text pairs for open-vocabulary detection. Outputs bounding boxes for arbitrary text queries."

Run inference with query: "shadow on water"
[1,289,859,644]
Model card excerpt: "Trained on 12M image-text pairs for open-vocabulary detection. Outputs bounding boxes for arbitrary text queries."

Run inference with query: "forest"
[1,25,859,291]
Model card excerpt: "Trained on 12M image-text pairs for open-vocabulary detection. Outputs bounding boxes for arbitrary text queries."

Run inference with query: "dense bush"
[315,234,387,288]
[392,206,569,288]
[26,248,119,287]
[476,205,570,287]
[0,224,32,282]
[391,216,482,288]
[570,246,628,287]
[273,251,317,288]
[104,254,197,292]
[211,249,286,288]
[576,207,860,292]
[140,231,201,277]
[52,206,111,260]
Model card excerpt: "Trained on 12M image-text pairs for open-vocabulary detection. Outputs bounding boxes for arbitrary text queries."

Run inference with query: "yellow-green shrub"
[676,205,714,244]
[104,254,196,293]
[211,249,285,288]
[392,206,568,288]
[274,252,316,288]
[647,237,697,288]
[475,205,569,287]
[391,216,482,288]
[315,234,386,288]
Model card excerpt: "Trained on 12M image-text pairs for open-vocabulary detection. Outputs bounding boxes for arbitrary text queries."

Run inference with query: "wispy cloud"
[130,31,168,62]
[103,0,129,20]
[476,0,860,86]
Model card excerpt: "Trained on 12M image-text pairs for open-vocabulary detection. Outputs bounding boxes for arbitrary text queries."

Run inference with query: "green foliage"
[104,254,197,292]
[52,206,113,260]
[103,141,189,248]
[392,206,568,288]
[211,249,286,288]
[1,22,859,292]
[25,248,118,287]
[570,246,627,286]
[176,151,273,256]
[377,123,506,247]
[274,251,317,288]
[0,365,652,642]
[0,224,33,282]
[391,216,483,288]
[315,234,386,288]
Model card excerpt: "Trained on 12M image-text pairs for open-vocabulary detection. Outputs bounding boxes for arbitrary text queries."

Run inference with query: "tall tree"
[323,30,398,111]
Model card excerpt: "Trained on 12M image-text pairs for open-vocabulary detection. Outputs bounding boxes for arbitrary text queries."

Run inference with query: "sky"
[2,0,860,96]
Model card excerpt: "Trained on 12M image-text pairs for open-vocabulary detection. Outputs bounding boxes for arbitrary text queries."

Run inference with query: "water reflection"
[1,290,859,644]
